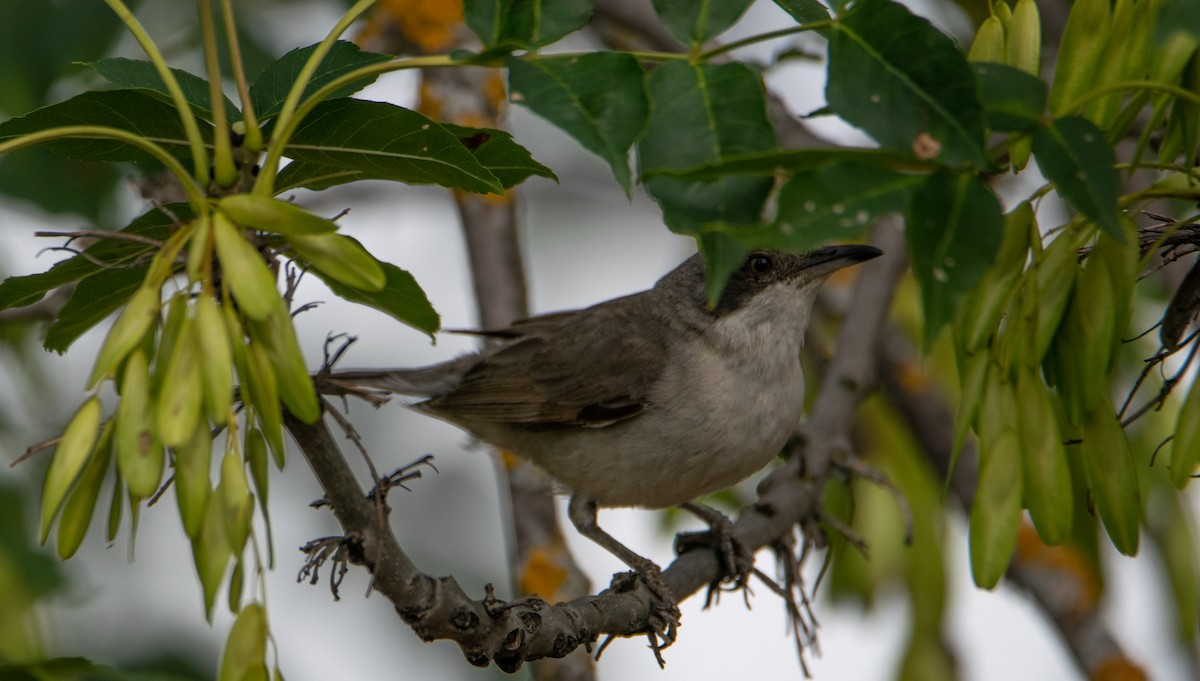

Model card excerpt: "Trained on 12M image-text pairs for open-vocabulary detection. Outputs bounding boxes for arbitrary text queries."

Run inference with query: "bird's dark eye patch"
[746,254,774,275]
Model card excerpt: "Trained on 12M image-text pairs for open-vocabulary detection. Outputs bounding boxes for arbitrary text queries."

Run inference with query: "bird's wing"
[422,299,668,428]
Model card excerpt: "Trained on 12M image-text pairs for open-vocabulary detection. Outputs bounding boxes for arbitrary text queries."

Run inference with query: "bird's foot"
[674,503,754,601]
[608,560,680,666]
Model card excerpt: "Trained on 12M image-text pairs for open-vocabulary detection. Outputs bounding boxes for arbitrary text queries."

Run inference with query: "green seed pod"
[224,305,284,468]
[968,16,1006,64]
[958,203,1033,352]
[228,557,245,615]
[88,286,161,389]
[187,214,213,284]
[218,195,339,236]
[992,0,1013,30]
[1079,404,1141,555]
[212,211,280,322]
[1006,0,1041,75]
[219,447,254,555]
[56,420,115,559]
[1048,0,1112,115]
[219,603,268,681]
[194,294,235,423]
[40,397,104,544]
[284,233,386,292]
[117,348,165,499]
[1169,377,1200,488]
[1030,232,1081,364]
[1015,369,1073,544]
[107,469,124,542]
[245,427,269,506]
[952,349,989,474]
[156,312,204,449]
[247,309,320,424]
[175,423,213,539]
[246,340,286,468]
[969,427,1024,589]
[193,488,232,621]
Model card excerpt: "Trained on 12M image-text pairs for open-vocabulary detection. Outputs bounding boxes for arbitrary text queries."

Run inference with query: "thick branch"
[799,217,908,480]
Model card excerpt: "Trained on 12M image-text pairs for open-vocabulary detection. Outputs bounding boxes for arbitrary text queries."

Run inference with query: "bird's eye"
[747,254,774,275]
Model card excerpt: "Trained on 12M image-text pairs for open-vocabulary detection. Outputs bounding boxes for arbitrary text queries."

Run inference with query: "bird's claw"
[674,505,754,596]
[608,563,681,662]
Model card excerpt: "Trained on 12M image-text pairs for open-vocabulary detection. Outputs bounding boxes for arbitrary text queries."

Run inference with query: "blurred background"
[1,1,1196,679]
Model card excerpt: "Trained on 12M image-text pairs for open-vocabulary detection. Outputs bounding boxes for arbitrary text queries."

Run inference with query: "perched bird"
[326,245,881,627]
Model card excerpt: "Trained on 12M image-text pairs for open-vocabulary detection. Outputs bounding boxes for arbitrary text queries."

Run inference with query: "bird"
[323,244,881,633]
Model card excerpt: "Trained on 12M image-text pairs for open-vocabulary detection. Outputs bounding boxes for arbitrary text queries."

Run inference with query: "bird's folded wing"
[423,301,668,428]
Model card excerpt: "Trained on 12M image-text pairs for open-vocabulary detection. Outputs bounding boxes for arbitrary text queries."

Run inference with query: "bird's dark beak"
[800,244,883,280]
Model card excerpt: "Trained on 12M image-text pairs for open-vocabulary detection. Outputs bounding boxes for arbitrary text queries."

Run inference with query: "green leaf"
[643,147,929,180]
[312,262,440,338]
[639,61,776,232]
[827,0,986,166]
[972,62,1046,132]
[0,90,207,163]
[651,0,754,47]
[84,58,239,122]
[0,0,125,115]
[0,147,122,221]
[773,0,832,24]
[698,231,748,308]
[437,122,557,188]
[249,41,392,121]
[463,0,594,49]
[0,204,186,313]
[277,118,553,193]
[770,162,921,249]
[282,99,505,194]
[44,265,149,355]
[1032,116,1121,240]
[273,162,365,193]
[508,53,647,192]
[906,171,1004,344]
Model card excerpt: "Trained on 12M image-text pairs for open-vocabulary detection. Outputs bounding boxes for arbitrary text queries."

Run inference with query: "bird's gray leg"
[566,495,681,645]
[675,502,753,590]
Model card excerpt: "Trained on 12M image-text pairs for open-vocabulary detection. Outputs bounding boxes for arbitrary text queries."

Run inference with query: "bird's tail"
[323,356,477,398]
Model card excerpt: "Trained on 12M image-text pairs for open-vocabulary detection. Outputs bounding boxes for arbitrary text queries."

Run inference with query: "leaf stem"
[254,54,456,196]
[1115,160,1200,185]
[199,0,237,187]
[1062,81,1200,116]
[103,0,211,188]
[0,126,206,208]
[256,0,377,194]
[700,22,833,61]
[221,0,262,151]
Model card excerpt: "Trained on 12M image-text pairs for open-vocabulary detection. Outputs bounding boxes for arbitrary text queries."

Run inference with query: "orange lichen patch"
[500,449,521,471]
[377,0,463,53]
[455,188,516,205]
[417,80,444,119]
[1016,522,1102,610]
[520,545,570,599]
[1092,656,1148,681]
[483,71,508,111]
[893,356,933,393]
